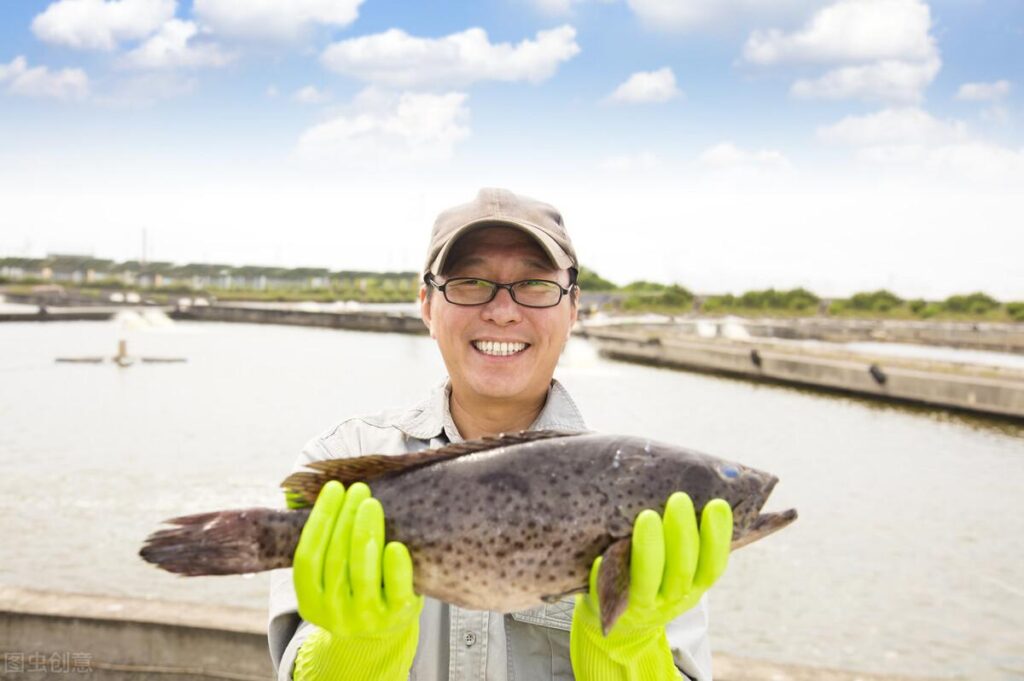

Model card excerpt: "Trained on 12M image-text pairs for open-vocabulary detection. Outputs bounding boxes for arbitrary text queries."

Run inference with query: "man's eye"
[522,280,553,288]
[451,279,487,288]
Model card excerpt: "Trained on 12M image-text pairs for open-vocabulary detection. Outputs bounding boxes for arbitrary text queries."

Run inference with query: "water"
[0,320,1021,679]
[839,340,1024,371]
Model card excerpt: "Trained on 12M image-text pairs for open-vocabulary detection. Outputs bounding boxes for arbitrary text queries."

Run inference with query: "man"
[267,188,732,680]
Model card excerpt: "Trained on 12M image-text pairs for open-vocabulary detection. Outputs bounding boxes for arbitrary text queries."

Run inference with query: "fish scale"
[140,431,797,633]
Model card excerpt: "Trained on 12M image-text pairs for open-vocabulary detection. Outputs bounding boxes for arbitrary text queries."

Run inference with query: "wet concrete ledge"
[169,305,428,335]
[728,317,1024,355]
[585,328,1024,421]
[0,308,123,322]
[0,586,954,681]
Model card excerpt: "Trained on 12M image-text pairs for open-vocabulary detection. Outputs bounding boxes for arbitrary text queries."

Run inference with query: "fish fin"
[540,585,588,604]
[282,429,580,504]
[597,537,632,636]
[139,508,304,576]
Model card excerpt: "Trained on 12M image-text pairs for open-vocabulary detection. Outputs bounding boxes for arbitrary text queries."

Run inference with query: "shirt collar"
[397,377,588,443]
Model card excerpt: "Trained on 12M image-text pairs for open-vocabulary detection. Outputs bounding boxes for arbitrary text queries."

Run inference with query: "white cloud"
[919,142,1024,181]
[607,67,681,104]
[532,0,578,13]
[817,107,1024,185]
[0,56,89,100]
[743,0,934,65]
[626,0,820,32]
[320,26,580,88]
[817,107,967,146]
[32,0,174,51]
[791,55,939,103]
[266,85,279,98]
[293,85,328,104]
[121,19,234,69]
[95,72,196,106]
[598,152,661,172]
[193,0,364,41]
[295,88,471,168]
[699,142,790,169]
[530,0,616,15]
[979,105,1009,126]
[744,0,939,103]
[955,80,1011,102]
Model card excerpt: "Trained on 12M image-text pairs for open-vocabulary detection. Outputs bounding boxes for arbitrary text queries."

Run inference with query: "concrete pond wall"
[584,329,1024,420]
[1,586,954,681]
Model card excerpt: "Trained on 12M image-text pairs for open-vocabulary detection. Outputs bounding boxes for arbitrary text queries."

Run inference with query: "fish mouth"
[730,508,798,550]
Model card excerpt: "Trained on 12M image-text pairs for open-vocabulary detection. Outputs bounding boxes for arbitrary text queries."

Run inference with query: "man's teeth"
[473,341,528,356]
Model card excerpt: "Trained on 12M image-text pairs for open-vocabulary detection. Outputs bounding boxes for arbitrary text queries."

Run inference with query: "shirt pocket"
[509,598,575,632]
[506,600,576,681]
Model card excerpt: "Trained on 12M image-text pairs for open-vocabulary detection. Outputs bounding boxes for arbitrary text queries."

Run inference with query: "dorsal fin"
[281,429,579,507]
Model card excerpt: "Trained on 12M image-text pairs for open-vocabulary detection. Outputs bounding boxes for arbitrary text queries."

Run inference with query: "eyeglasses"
[425,273,575,308]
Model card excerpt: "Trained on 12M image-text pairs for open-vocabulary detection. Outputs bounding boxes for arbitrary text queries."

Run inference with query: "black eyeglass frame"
[424,269,578,309]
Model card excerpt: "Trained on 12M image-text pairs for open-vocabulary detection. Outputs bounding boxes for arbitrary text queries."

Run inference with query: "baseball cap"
[424,188,578,277]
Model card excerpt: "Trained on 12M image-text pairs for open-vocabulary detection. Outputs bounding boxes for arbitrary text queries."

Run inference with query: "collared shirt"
[267,378,713,680]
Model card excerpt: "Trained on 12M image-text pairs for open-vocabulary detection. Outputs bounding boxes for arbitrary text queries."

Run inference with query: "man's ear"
[419,285,434,337]
[568,286,580,337]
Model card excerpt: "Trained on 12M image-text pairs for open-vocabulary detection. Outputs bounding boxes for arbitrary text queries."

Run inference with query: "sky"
[0,0,1022,299]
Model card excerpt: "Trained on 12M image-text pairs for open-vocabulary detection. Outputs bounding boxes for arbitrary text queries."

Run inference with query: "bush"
[1006,302,1024,322]
[847,289,903,312]
[735,288,819,310]
[623,280,667,292]
[620,284,693,311]
[943,292,999,315]
[701,294,735,313]
[661,284,693,308]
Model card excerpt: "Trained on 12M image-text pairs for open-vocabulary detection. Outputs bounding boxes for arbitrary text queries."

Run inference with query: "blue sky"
[1,0,1022,298]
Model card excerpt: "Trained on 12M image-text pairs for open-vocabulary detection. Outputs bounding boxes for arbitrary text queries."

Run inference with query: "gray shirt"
[267,378,713,680]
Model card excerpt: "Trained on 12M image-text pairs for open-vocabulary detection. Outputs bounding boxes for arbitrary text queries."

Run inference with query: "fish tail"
[139,507,310,576]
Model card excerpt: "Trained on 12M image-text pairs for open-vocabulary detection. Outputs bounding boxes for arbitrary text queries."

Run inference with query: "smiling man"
[267,188,730,681]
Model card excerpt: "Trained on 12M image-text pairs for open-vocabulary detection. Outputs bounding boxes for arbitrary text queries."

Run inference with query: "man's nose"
[481,286,522,325]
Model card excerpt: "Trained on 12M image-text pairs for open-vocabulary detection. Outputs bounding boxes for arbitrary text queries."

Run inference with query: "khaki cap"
[424,188,578,277]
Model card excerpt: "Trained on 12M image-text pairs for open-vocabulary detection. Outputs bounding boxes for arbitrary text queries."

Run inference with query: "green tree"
[575,266,617,291]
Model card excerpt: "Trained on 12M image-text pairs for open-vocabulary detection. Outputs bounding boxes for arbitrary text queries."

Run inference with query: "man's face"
[420,226,578,403]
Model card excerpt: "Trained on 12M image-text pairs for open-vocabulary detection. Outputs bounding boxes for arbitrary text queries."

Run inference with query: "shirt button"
[464,632,476,647]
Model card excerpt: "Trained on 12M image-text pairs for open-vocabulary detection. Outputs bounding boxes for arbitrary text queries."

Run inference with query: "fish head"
[710,461,797,549]
[649,442,797,550]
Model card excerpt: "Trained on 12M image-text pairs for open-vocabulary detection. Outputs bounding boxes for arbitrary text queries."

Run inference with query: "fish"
[140,430,797,634]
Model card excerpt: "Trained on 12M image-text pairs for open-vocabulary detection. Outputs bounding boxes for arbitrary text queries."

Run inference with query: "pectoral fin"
[596,537,632,636]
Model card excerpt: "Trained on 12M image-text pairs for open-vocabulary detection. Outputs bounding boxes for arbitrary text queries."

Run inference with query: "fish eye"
[720,464,739,480]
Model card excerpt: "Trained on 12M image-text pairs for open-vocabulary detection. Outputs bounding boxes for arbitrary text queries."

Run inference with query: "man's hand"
[570,492,733,681]
[292,480,424,680]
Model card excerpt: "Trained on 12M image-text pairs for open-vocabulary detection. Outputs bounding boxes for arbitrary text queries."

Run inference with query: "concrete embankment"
[170,305,427,335]
[0,307,144,322]
[0,585,271,680]
[685,317,1024,354]
[585,328,1024,420]
[0,586,953,681]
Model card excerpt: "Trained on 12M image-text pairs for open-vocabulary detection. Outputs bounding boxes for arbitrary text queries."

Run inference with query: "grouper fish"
[140,431,797,634]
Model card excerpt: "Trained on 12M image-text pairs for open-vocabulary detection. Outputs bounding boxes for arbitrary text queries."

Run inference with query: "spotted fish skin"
[140,432,795,615]
[371,433,779,612]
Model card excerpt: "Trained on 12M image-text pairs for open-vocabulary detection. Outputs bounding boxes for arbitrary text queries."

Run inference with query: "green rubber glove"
[570,492,733,681]
[292,480,424,681]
